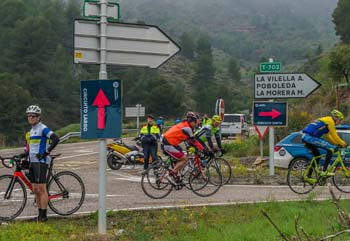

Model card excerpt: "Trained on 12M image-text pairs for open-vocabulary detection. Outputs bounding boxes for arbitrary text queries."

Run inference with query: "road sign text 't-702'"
[254,73,321,99]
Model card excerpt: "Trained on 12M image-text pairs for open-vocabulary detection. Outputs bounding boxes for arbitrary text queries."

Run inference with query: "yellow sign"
[75,52,83,59]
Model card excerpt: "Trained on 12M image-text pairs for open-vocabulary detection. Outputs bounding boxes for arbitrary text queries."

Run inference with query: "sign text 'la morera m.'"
[254,73,321,99]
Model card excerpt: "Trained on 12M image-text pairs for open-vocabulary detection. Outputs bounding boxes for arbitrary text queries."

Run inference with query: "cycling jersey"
[29,122,53,163]
[195,124,222,149]
[303,116,346,147]
[163,121,195,146]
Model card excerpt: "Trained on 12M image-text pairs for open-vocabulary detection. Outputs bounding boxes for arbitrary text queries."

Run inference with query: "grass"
[1,200,349,241]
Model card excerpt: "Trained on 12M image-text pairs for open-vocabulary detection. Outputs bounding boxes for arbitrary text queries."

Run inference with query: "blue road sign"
[253,102,287,126]
[80,79,122,139]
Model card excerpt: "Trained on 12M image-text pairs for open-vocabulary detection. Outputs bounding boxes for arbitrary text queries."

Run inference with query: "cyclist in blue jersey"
[19,105,60,222]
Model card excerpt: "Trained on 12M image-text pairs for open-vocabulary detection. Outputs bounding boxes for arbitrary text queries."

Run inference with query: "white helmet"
[26,105,41,114]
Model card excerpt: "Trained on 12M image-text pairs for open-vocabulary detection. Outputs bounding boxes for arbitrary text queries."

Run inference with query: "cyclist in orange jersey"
[161,112,206,183]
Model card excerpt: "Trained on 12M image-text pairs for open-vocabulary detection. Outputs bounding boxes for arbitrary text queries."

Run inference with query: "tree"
[0,73,32,145]
[332,0,350,44]
[227,57,241,82]
[179,32,195,59]
[328,44,350,83]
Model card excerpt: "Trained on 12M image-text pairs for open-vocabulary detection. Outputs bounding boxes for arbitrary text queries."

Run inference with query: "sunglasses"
[27,114,38,118]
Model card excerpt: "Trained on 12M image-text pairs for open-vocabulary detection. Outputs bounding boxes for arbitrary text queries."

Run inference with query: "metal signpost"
[75,0,180,234]
[254,63,321,175]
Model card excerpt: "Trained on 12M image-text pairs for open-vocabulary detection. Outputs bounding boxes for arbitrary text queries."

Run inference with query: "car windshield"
[223,115,241,122]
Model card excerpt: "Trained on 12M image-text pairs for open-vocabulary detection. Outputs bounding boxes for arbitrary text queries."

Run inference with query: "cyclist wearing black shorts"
[20,105,59,222]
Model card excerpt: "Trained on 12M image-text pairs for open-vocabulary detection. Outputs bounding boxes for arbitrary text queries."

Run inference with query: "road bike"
[0,154,85,221]
[287,147,350,194]
[141,149,222,199]
[201,149,232,185]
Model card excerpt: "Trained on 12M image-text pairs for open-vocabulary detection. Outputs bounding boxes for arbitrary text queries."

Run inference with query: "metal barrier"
[59,129,139,143]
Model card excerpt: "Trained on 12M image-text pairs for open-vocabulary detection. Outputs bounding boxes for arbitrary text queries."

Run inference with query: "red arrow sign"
[258,109,281,119]
[92,88,110,129]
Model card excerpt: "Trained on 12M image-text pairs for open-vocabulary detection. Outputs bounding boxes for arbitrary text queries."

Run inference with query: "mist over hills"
[121,0,338,64]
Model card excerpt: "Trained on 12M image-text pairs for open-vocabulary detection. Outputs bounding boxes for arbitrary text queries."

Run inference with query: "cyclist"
[19,105,60,222]
[161,112,206,184]
[201,114,211,126]
[302,109,347,177]
[156,116,165,133]
[195,115,225,154]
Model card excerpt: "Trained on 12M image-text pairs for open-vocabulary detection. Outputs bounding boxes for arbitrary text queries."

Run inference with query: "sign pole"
[136,104,140,131]
[98,0,107,234]
[268,58,275,176]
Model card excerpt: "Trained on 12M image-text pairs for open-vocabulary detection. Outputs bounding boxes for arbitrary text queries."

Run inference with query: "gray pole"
[268,58,275,176]
[98,0,108,234]
[136,104,140,131]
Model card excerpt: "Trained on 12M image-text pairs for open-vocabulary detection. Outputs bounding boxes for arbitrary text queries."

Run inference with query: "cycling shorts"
[29,162,49,184]
[302,134,337,151]
[162,144,185,160]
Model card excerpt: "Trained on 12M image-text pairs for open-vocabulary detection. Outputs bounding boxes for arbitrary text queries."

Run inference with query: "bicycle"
[287,147,350,194]
[201,149,232,185]
[141,149,222,199]
[0,154,85,221]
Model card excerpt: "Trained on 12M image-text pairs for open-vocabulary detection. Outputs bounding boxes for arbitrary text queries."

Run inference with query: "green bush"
[223,135,268,157]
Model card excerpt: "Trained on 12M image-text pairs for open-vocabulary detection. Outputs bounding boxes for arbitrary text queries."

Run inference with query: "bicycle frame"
[5,158,65,201]
[304,149,350,179]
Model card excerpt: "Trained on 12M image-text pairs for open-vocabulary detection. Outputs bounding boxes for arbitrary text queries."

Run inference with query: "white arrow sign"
[74,19,180,68]
[254,73,321,99]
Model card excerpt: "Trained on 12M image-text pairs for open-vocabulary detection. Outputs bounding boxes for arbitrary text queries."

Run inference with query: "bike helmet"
[331,109,344,120]
[212,115,222,123]
[186,111,198,123]
[26,105,41,115]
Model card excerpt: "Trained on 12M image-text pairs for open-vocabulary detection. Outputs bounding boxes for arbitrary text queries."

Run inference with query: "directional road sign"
[254,73,321,99]
[125,106,145,117]
[259,62,281,73]
[81,79,122,138]
[253,102,287,126]
[74,19,180,68]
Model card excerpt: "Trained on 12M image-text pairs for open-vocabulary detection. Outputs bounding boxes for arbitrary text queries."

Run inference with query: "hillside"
[121,0,338,65]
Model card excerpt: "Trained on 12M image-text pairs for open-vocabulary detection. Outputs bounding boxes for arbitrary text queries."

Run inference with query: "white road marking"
[56,152,98,160]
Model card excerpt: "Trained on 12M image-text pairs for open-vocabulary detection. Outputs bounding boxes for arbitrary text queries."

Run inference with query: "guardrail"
[59,129,139,143]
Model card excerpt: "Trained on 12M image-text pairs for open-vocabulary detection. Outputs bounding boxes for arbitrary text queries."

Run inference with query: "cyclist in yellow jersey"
[302,109,347,176]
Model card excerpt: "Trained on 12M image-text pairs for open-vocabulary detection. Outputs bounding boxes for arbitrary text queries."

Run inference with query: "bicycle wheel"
[47,171,85,216]
[213,158,232,185]
[333,166,350,193]
[0,175,27,221]
[141,162,173,199]
[287,158,316,194]
[189,161,222,197]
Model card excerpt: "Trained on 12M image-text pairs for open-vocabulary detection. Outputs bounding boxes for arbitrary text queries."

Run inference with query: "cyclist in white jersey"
[20,105,59,222]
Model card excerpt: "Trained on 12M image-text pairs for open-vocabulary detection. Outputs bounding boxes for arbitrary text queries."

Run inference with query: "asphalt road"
[1,140,349,220]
